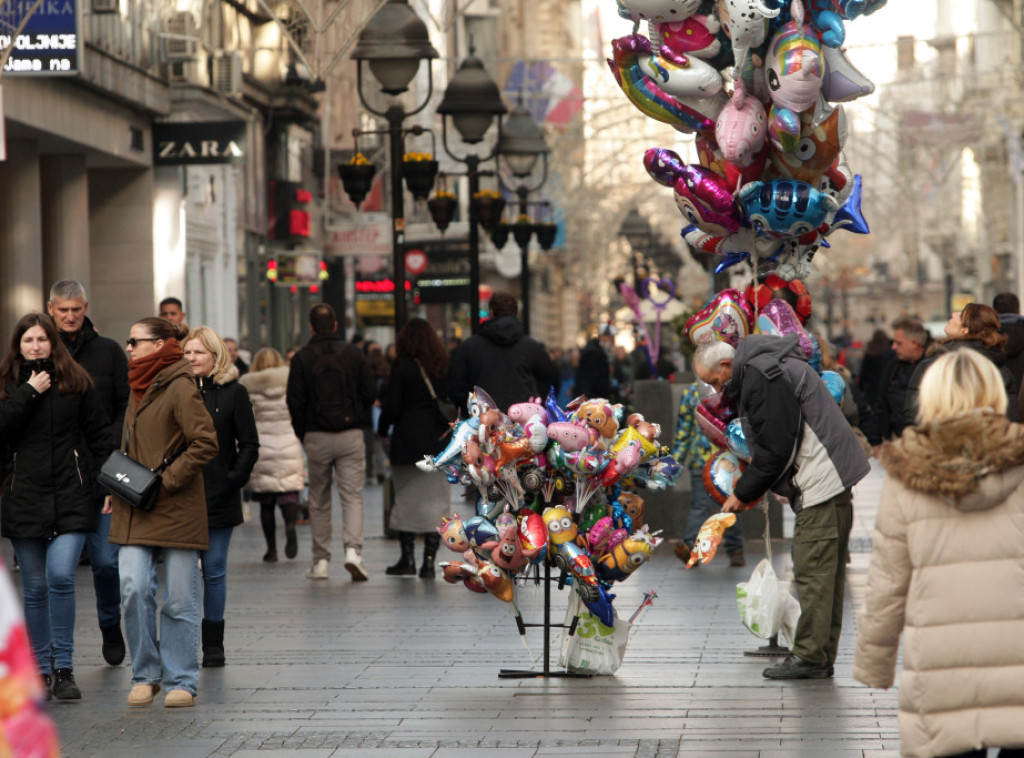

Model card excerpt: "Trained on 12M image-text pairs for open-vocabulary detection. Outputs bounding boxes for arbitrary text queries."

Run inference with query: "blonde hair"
[251,347,284,373]
[184,326,233,380]
[917,349,1007,425]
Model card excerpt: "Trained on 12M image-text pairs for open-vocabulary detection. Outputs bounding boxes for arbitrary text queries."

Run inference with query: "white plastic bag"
[737,558,786,639]
[558,595,629,675]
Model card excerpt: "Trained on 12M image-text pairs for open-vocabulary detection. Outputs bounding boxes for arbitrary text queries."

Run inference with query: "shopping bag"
[558,595,630,675]
[736,558,788,639]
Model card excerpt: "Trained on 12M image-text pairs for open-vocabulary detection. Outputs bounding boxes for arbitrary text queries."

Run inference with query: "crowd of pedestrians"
[5,281,1024,756]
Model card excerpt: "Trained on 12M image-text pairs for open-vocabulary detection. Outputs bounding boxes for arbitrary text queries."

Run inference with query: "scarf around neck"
[128,339,183,403]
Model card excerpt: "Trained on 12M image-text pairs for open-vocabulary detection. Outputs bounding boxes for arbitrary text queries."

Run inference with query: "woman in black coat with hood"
[183,326,258,667]
[905,303,1020,426]
[0,313,114,700]
[377,318,452,578]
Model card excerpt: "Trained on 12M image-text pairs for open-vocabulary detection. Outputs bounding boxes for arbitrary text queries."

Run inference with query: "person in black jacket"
[184,326,259,667]
[574,324,615,400]
[0,313,114,700]
[862,317,929,452]
[286,304,376,582]
[994,291,1024,391]
[377,318,451,578]
[449,293,559,413]
[47,279,130,667]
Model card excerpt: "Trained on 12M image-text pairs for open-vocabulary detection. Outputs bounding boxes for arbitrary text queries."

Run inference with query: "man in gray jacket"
[694,335,870,679]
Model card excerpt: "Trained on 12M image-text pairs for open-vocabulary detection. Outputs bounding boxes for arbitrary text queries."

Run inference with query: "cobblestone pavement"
[21,461,911,757]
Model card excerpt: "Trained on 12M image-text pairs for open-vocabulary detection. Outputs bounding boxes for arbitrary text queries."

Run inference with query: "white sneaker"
[306,559,329,580]
[343,548,368,581]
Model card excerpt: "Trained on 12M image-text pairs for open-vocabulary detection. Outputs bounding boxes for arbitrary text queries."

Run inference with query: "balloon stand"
[743,634,790,657]
[498,559,593,679]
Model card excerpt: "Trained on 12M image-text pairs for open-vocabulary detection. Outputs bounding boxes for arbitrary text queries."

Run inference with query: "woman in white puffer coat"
[239,348,305,562]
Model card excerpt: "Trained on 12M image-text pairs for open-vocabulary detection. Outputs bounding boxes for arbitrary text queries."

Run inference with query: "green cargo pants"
[790,488,853,665]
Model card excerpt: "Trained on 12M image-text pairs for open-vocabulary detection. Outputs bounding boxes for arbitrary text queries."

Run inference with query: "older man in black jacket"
[47,280,129,667]
[694,335,870,680]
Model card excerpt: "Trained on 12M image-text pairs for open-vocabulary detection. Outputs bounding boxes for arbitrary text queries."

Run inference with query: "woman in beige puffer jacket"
[854,349,1024,758]
[239,348,305,562]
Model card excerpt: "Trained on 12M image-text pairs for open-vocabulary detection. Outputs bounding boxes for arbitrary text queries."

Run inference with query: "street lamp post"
[496,104,550,334]
[618,207,652,292]
[437,53,506,334]
[350,0,438,336]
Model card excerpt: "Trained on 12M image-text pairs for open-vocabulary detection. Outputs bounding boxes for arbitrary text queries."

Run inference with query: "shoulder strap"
[415,359,439,400]
[124,426,187,473]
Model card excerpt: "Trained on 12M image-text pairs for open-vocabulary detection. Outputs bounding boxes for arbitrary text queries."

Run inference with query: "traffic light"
[269,180,312,241]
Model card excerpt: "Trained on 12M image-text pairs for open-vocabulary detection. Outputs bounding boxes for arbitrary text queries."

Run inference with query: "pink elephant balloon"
[714,79,767,168]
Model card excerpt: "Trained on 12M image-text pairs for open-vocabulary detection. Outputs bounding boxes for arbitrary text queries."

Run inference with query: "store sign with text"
[1,0,81,75]
[153,121,247,165]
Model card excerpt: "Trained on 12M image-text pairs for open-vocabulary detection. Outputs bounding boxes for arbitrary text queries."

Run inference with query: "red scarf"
[128,339,183,404]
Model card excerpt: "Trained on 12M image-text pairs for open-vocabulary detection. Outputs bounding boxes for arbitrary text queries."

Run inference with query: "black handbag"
[98,428,186,511]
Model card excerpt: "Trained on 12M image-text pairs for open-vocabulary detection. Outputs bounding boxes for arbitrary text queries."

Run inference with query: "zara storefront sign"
[153,121,247,165]
[0,0,81,75]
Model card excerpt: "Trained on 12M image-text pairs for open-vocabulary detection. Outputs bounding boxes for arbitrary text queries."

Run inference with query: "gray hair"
[693,340,736,372]
[891,316,927,346]
[49,280,87,303]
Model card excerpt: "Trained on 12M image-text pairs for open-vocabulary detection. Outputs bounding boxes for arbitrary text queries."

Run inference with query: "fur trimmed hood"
[881,410,1024,507]
[238,365,289,395]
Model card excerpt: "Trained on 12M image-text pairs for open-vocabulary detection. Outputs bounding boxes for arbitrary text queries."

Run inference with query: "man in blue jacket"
[694,335,870,679]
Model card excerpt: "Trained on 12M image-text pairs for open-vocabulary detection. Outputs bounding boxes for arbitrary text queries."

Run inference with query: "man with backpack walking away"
[286,304,377,581]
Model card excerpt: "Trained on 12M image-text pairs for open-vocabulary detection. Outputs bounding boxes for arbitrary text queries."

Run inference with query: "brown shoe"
[164,689,195,708]
[728,549,746,567]
[128,683,160,707]
[673,542,692,564]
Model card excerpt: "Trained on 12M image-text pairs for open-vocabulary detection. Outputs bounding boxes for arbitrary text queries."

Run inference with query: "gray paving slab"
[6,461,904,756]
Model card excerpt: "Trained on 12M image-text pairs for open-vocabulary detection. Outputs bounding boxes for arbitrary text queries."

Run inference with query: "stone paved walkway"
[17,461,911,757]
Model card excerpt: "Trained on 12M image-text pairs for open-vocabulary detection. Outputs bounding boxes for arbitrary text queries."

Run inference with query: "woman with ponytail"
[107,317,217,709]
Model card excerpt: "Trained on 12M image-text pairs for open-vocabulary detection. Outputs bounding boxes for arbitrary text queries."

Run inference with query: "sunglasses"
[125,337,162,348]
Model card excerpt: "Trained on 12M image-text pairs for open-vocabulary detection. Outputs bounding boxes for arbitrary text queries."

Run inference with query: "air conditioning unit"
[92,0,119,13]
[163,12,198,61]
[211,51,242,96]
[168,59,203,85]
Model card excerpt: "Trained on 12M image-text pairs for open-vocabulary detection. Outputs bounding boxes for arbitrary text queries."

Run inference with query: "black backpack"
[310,342,358,429]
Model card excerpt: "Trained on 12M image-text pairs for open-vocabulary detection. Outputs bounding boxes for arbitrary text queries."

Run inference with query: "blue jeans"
[119,545,201,694]
[86,500,121,627]
[684,469,744,554]
[11,532,88,673]
[201,527,233,622]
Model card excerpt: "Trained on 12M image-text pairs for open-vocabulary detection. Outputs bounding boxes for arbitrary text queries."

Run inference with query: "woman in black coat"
[0,313,114,700]
[377,318,451,578]
[184,326,259,667]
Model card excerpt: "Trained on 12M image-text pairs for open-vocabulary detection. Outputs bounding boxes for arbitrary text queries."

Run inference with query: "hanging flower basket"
[535,222,558,251]
[472,191,506,232]
[512,217,536,249]
[338,154,377,207]
[427,192,458,232]
[490,222,510,249]
[402,153,439,201]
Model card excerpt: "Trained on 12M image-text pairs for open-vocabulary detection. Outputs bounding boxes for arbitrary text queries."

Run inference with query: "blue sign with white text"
[0,0,80,75]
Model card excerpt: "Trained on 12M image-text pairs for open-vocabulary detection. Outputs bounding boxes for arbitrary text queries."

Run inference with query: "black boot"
[52,668,81,700]
[100,622,126,666]
[420,533,440,579]
[42,672,52,701]
[283,501,299,560]
[201,619,226,668]
[386,532,417,576]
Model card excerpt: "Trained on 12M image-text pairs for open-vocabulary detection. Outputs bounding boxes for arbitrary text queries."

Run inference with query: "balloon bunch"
[609,0,881,281]
[418,387,682,627]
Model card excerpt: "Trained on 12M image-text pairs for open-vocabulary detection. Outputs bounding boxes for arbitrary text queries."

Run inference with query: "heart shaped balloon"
[755,299,816,362]
[685,288,753,347]
[642,276,676,309]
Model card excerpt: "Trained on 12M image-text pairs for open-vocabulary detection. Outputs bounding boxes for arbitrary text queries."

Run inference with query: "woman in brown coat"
[107,317,217,709]
[854,349,1024,758]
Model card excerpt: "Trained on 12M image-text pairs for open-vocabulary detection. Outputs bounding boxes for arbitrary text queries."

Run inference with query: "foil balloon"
[744,273,812,323]
[756,299,816,361]
[608,35,726,133]
[683,225,780,260]
[764,1,823,115]
[508,398,547,426]
[546,421,596,452]
[686,512,737,567]
[766,106,845,185]
[630,454,684,490]
[518,510,548,553]
[549,444,608,477]
[542,505,588,557]
[685,288,753,347]
[672,164,742,236]
[695,391,734,449]
[477,562,515,603]
[715,0,779,75]
[702,450,746,506]
[656,12,724,62]
[737,179,839,238]
[827,174,869,236]
[439,561,487,593]
[635,42,724,100]
[615,0,702,23]
[583,584,617,628]
[588,516,615,555]
[820,370,846,405]
[820,44,875,103]
[481,527,530,572]
[714,79,767,167]
[463,516,499,551]
[578,502,608,533]
[596,527,663,582]
[725,418,751,462]
[437,513,470,553]
[545,386,568,423]
[574,399,621,441]
[644,146,688,187]
[617,492,645,528]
